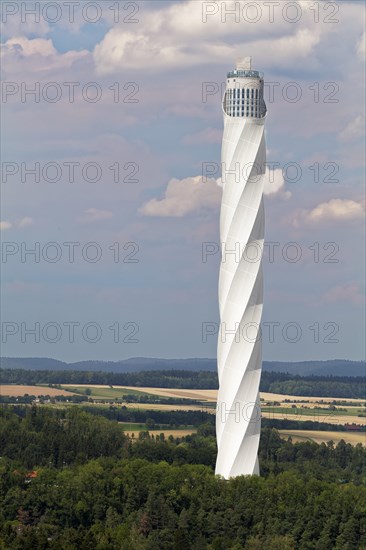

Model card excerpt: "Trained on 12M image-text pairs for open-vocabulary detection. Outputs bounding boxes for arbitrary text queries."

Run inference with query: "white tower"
[215,58,267,478]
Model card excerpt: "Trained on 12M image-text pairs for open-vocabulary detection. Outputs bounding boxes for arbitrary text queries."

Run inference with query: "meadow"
[278,430,366,446]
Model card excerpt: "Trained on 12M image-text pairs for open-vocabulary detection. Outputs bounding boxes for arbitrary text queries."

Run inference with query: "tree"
[146,419,156,430]
[245,535,295,550]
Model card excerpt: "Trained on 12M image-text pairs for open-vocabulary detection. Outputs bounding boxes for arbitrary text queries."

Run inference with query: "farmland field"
[261,392,364,404]
[2,385,365,422]
[0,385,76,397]
[62,386,364,405]
[62,385,217,401]
[115,403,212,412]
[118,387,218,402]
[262,406,362,415]
[279,429,366,446]
[262,411,365,425]
[118,422,197,438]
[61,385,153,399]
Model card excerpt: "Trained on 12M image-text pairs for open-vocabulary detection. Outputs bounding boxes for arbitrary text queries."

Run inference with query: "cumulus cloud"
[1,36,89,74]
[0,221,12,230]
[139,176,222,217]
[252,28,320,66]
[288,198,365,227]
[338,115,365,143]
[93,29,216,73]
[142,167,292,218]
[263,168,291,199]
[94,27,320,73]
[307,199,365,222]
[4,36,56,56]
[93,1,321,74]
[356,30,365,60]
[79,208,113,222]
[323,283,365,307]
[0,217,34,230]
[18,217,33,228]
[1,13,50,41]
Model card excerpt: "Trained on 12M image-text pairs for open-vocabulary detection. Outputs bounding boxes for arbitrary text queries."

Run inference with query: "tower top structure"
[224,57,266,119]
[236,57,252,70]
[227,57,263,80]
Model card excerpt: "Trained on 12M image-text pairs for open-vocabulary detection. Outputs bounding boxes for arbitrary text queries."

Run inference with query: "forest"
[1,369,365,398]
[0,406,365,549]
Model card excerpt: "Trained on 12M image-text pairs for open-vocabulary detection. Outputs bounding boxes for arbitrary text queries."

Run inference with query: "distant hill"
[0,357,364,377]
[263,359,365,378]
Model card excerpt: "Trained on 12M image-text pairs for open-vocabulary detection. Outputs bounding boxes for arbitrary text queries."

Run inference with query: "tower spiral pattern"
[215,58,267,478]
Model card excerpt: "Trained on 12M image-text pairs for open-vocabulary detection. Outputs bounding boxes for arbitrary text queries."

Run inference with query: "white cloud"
[288,198,365,227]
[307,198,365,222]
[1,14,50,41]
[93,1,322,74]
[356,30,365,60]
[0,221,12,230]
[338,115,365,142]
[214,165,290,199]
[5,36,56,56]
[79,208,114,222]
[93,29,213,73]
[323,283,364,307]
[1,36,89,74]
[0,218,33,230]
[143,167,290,220]
[139,176,222,217]
[18,217,33,228]
[250,28,320,67]
[263,168,291,199]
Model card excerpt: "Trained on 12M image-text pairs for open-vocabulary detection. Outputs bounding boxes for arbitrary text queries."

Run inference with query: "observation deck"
[227,69,263,79]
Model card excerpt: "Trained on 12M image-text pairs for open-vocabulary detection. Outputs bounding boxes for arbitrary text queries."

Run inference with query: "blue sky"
[1,0,365,362]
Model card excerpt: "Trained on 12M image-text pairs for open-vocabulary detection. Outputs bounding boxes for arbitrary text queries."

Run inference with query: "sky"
[1,0,365,362]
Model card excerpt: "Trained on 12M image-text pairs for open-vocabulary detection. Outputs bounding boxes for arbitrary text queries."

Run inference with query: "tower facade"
[216,58,267,478]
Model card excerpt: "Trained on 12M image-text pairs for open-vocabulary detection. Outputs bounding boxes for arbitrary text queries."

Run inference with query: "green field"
[61,385,154,399]
[118,422,195,431]
[279,429,366,447]
[262,406,362,417]
[118,422,147,431]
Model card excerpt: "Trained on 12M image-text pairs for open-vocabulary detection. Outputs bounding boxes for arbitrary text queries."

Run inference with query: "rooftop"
[227,69,263,79]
